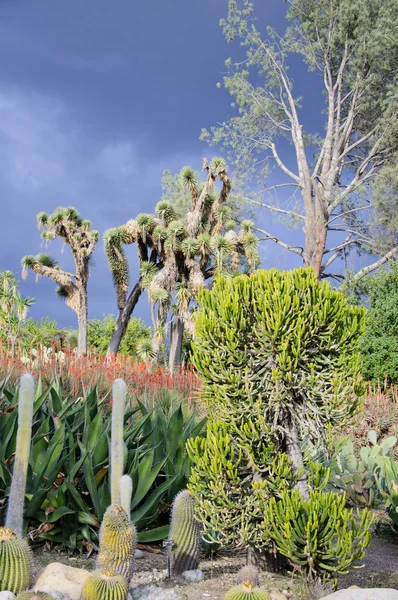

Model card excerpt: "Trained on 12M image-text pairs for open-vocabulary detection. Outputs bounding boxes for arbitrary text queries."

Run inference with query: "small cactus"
[236,566,260,588]
[120,475,133,522]
[15,593,55,600]
[169,490,201,576]
[224,587,270,600]
[0,527,32,593]
[81,569,128,600]
[6,373,35,537]
[111,379,126,506]
[97,505,136,580]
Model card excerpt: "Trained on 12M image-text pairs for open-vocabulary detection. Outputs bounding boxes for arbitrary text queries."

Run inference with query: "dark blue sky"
[0,0,366,328]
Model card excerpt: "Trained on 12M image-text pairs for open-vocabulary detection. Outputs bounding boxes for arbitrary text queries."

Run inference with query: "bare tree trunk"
[303,214,327,279]
[169,315,184,374]
[77,285,88,355]
[285,417,309,500]
[107,280,143,356]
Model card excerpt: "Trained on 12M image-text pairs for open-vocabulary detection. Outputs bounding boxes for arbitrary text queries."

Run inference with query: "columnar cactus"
[120,475,133,522]
[169,489,201,576]
[6,373,35,537]
[96,505,136,580]
[0,528,32,594]
[111,379,126,506]
[81,569,128,600]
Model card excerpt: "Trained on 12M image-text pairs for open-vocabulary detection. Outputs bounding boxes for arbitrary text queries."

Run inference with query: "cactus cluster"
[169,490,201,576]
[82,569,128,600]
[0,527,33,594]
[96,505,136,580]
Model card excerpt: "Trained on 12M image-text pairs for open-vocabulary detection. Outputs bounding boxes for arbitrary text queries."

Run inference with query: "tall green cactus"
[111,379,126,506]
[6,373,35,537]
[169,489,201,576]
[97,505,136,580]
[120,475,133,522]
[82,569,128,600]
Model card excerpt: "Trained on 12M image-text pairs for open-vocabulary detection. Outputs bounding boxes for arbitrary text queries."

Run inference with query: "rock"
[320,589,398,600]
[181,569,204,583]
[130,585,188,600]
[134,549,144,559]
[270,592,288,600]
[33,562,90,600]
[0,593,16,600]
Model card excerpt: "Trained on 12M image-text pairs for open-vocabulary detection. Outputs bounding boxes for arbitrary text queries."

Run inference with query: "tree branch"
[353,247,398,280]
[248,198,306,220]
[255,226,304,256]
[270,143,301,184]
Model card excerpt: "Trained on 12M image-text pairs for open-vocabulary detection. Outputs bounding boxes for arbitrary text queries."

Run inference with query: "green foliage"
[169,490,201,576]
[264,489,373,588]
[360,263,398,382]
[82,570,128,600]
[0,380,205,549]
[97,505,136,579]
[192,269,365,449]
[0,528,32,593]
[87,315,151,357]
[6,374,34,537]
[0,271,34,352]
[374,450,398,528]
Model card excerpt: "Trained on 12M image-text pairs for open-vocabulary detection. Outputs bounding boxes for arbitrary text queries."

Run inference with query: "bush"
[87,315,151,357]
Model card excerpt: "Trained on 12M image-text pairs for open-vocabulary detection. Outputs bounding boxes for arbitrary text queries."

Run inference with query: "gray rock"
[33,562,90,600]
[134,549,144,559]
[321,588,398,600]
[130,584,188,600]
[181,569,204,583]
[0,593,16,600]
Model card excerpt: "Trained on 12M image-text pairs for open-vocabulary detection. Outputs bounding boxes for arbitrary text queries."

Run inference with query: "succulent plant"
[0,527,32,593]
[236,566,260,588]
[169,490,201,576]
[224,586,270,600]
[111,379,126,506]
[15,592,55,600]
[6,373,35,537]
[120,475,133,522]
[81,569,128,600]
[97,505,136,580]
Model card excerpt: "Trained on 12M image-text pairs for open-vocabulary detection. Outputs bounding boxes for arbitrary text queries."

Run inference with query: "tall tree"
[0,270,34,357]
[21,207,98,354]
[104,158,259,364]
[202,0,398,280]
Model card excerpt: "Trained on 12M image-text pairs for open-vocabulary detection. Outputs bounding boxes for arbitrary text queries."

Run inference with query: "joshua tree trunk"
[77,285,88,355]
[107,280,143,356]
[285,417,310,500]
[169,315,184,374]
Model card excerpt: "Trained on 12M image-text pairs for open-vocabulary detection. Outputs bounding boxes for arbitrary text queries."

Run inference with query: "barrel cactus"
[15,593,55,600]
[97,505,136,579]
[81,569,128,600]
[169,490,201,576]
[0,527,32,594]
[224,587,270,600]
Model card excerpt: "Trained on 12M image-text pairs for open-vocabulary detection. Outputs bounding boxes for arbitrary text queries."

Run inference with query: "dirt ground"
[31,526,398,600]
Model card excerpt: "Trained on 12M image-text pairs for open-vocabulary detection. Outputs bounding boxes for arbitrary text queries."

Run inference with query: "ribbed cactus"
[224,587,270,600]
[97,505,136,580]
[0,527,32,593]
[81,569,128,600]
[120,475,133,522]
[236,566,260,588]
[6,373,35,537]
[15,592,55,600]
[169,489,201,576]
[111,379,126,506]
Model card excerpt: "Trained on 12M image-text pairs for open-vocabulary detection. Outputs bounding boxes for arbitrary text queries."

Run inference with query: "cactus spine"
[82,569,128,600]
[15,593,55,600]
[0,527,32,593]
[97,505,136,580]
[6,373,35,537]
[111,379,126,506]
[169,489,201,576]
[120,475,133,522]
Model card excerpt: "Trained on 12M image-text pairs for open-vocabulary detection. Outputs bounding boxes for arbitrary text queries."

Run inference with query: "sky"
[0,0,367,329]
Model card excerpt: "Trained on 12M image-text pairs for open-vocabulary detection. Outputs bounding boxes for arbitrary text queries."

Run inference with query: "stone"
[270,592,288,600]
[320,589,398,600]
[134,549,144,559]
[0,593,16,600]
[33,562,90,600]
[130,585,188,600]
[181,569,204,583]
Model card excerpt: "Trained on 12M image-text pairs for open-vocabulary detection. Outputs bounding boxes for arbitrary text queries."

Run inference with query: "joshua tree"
[0,270,34,357]
[104,158,259,367]
[22,207,98,354]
